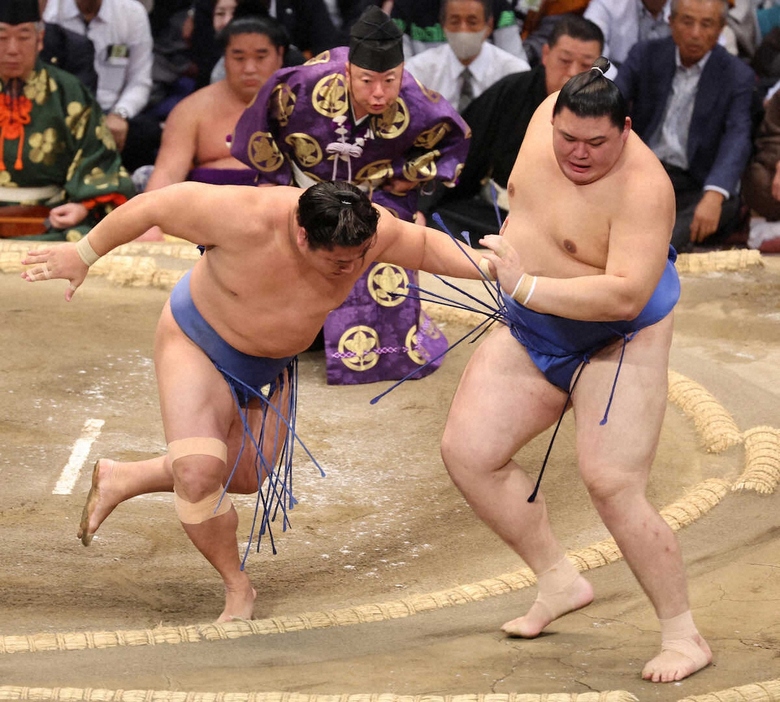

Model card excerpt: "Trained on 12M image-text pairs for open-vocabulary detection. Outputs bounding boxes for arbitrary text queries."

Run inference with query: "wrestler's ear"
[622,116,632,142]
[295,226,309,248]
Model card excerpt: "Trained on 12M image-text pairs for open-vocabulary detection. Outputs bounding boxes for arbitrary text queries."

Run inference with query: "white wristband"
[522,275,537,306]
[510,273,537,306]
[75,236,100,266]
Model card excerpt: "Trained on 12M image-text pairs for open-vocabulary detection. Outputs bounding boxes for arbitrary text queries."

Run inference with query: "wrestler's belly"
[186,255,353,358]
[196,300,326,358]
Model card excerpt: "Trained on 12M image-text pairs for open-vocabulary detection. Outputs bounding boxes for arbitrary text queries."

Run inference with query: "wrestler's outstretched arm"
[370,206,485,280]
[20,182,277,301]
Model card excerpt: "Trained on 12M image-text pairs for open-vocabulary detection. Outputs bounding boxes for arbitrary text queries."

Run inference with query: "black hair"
[439,0,492,24]
[553,57,627,129]
[548,14,605,52]
[297,182,380,251]
[217,12,290,52]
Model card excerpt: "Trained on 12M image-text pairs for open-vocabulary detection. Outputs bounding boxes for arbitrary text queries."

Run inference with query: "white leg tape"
[168,436,228,464]
[174,486,232,524]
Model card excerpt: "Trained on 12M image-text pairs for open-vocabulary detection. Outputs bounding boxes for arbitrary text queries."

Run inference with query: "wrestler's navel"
[508,183,515,198]
[563,239,577,254]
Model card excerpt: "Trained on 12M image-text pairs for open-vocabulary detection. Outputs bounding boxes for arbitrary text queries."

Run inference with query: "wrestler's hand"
[20,244,88,302]
[478,234,524,294]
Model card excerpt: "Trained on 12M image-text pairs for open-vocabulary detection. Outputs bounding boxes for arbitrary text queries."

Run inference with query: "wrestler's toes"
[641,638,712,683]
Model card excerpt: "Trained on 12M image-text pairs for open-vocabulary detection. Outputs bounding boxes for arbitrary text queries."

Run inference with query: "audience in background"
[584,0,671,71]
[42,0,155,173]
[615,0,756,251]
[405,0,530,113]
[517,0,590,65]
[135,14,287,240]
[423,14,603,239]
[742,88,780,251]
[392,0,528,60]
[15,0,772,255]
[0,0,135,241]
[39,0,98,92]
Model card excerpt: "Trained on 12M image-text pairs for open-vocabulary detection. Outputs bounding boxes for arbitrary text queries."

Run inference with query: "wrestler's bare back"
[501,94,674,285]
[22,181,480,353]
[182,186,377,358]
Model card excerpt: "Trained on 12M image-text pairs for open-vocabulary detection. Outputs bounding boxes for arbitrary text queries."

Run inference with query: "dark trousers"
[664,165,743,252]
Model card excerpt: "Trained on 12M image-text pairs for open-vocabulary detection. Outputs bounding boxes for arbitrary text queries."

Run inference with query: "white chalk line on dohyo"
[1,243,778,701]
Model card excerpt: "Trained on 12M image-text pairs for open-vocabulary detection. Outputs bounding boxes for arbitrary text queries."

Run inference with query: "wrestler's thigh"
[226,382,293,494]
[572,315,674,491]
[444,325,569,468]
[154,302,236,443]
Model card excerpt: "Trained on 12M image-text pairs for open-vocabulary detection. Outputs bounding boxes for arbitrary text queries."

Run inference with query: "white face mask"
[445,28,488,61]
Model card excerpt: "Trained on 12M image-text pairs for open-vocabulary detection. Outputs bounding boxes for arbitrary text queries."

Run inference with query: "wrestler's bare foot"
[78,459,119,546]
[642,634,712,683]
[216,580,257,623]
[501,575,594,638]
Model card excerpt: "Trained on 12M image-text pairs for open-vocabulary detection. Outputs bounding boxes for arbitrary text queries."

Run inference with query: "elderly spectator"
[615,0,757,251]
[0,0,134,241]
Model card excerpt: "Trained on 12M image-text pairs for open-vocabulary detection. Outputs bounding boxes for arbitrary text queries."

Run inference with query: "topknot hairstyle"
[553,57,627,129]
[297,182,380,251]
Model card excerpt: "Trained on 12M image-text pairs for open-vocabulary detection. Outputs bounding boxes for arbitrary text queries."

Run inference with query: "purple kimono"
[230,47,470,385]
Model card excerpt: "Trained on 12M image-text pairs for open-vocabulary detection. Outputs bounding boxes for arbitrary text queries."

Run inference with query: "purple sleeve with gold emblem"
[230,65,297,186]
[370,71,470,219]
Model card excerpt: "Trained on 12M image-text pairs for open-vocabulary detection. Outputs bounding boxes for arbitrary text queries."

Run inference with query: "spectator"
[517,0,591,66]
[392,0,528,60]
[135,14,287,240]
[144,1,198,122]
[425,14,603,239]
[324,0,384,40]
[615,0,756,251]
[405,0,530,113]
[0,0,135,241]
[209,0,300,84]
[269,0,342,57]
[230,5,470,386]
[741,88,780,251]
[42,0,154,172]
[39,0,98,92]
[584,0,672,69]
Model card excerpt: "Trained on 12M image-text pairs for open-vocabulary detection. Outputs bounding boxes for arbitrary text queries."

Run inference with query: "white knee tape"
[168,437,228,464]
[174,486,232,524]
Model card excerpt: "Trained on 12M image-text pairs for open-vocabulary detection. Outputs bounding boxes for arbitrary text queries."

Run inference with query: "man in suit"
[614,0,756,251]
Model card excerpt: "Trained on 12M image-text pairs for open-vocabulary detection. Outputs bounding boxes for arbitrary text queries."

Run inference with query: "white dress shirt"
[43,0,153,118]
[584,0,672,66]
[405,41,530,111]
[649,49,729,199]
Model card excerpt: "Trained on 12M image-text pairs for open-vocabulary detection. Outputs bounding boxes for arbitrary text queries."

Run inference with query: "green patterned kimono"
[0,58,135,240]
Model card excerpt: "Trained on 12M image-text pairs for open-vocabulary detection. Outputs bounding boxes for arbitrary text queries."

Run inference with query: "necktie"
[458,67,474,113]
